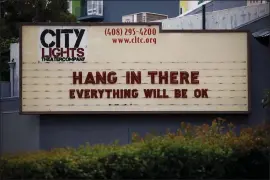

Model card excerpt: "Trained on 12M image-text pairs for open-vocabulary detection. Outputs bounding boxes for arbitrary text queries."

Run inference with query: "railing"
[156,3,270,30]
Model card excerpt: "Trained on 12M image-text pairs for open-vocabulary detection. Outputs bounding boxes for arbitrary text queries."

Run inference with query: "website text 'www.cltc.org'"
[112,37,157,44]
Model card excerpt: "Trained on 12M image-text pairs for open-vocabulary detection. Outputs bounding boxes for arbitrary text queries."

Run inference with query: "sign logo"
[39,27,87,62]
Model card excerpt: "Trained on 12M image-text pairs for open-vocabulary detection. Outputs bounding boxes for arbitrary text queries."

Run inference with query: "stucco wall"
[0,82,10,98]
[1,111,39,154]
[0,97,39,154]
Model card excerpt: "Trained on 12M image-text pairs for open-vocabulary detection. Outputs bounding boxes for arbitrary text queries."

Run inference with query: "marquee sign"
[20,23,250,114]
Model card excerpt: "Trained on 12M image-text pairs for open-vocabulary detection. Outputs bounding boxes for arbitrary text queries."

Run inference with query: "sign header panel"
[20,23,249,114]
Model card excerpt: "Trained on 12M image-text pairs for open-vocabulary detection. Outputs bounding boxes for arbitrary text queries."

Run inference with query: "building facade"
[69,0,179,22]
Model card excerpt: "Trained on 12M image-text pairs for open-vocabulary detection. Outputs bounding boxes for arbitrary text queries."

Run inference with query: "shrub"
[1,118,269,179]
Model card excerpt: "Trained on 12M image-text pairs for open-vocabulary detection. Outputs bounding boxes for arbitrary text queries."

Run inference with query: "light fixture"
[8,58,16,69]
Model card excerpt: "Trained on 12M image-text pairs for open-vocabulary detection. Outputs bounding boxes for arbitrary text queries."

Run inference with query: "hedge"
[0,118,269,179]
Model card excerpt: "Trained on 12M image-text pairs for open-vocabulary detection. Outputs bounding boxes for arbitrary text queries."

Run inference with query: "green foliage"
[1,119,269,179]
[0,0,77,80]
[1,0,77,37]
[262,89,270,108]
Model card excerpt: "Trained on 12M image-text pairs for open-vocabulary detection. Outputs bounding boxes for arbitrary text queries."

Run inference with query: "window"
[87,0,103,16]
[142,15,146,22]
[247,0,267,6]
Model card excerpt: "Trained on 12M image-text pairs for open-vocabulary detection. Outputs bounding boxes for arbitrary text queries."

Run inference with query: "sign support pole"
[202,4,206,30]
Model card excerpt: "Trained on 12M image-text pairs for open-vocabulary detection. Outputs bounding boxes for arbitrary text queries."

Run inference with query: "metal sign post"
[202,4,206,30]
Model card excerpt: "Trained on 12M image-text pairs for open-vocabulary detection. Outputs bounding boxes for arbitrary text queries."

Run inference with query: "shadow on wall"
[1,111,39,154]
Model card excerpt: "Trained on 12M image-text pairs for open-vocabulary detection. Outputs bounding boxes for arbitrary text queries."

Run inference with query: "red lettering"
[82,71,117,84]
[126,72,130,84]
[48,48,52,56]
[174,89,181,98]
[41,48,52,58]
[69,89,140,99]
[158,71,169,84]
[52,48,61,57]
[202,89,208,98]
[194,89,208,98]
[174,89,188,98]
[129,71,141,84]
[180,71,189,84]
[124,89,130,97]
[76,89,83,98]
[84,72,96,84]
[170,71,178,84]
[98,89,104,98]
[84,89,90,98]
[144,89,168,98]
[41,48,46,57]
[73,71,82,84]
[148,71,158,84]
[182,89,188,98]
[147,71,199,84]
[60,48,69,57]
[96,71,107,84]
[43,48,85,58]
[108,71,117,84]
[144,89,155,98]
[69,48,76,57]
[77,48,84,57]
[91,89,98,98]
[194,89,201,98]
[105,89,112,98]
[69,89,75,99]
[113,89,119,98]
[132,89,139,98]
[191,71,199,84]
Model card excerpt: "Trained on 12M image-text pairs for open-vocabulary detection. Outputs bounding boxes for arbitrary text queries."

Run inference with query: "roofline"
[178,0,213,17]
[234,14,270,30]
[123,12,168,18]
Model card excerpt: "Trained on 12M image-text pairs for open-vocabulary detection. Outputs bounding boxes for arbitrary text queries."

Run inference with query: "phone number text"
[104,27,157,36]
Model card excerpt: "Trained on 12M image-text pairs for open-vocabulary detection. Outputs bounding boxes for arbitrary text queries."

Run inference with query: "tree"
[1,0,76,38]
[0,0,77,81]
